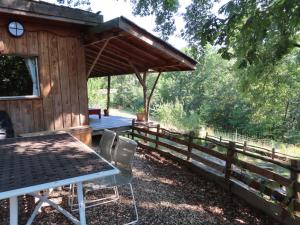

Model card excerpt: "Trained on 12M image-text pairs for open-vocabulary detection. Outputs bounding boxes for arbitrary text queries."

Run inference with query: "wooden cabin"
[0,0,197,145]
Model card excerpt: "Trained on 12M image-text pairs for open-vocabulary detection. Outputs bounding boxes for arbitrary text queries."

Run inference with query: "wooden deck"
[89,115,133,135]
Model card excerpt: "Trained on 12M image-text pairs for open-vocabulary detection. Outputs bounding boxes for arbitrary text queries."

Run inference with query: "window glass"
[8,22,24,37]
[0,55,39,98]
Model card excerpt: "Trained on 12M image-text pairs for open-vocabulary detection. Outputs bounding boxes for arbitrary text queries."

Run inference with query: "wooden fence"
[130,120,300,219]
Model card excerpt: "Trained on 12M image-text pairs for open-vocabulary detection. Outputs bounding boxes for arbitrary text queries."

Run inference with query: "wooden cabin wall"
[0,18,89,135]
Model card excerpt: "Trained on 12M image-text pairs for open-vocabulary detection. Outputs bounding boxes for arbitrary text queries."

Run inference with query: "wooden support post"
[146,72,161,121]
[225,141,236,181]
[155,124,160,150]
[187,131,194,161]
[127,60,162,122]
[106,75,111,116]
[290,159,300,212]
[131,119,135,140]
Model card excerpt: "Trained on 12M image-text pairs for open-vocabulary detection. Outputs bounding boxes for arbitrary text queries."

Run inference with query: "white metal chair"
[96,129,117,161]
[69,136,139,225]
[68,129,117,209]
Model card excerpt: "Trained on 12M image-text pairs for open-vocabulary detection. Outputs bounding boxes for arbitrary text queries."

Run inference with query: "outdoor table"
[88,108,101,119]
[0,133,119,225]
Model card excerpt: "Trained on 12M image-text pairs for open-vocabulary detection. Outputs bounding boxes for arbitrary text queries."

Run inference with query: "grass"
[111,108,300,158]
[116,107,298,182]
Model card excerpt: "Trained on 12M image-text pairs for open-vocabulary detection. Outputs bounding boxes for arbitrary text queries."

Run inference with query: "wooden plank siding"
[0,19,89,135]
[77,41,89,126]
[58,37,72,128]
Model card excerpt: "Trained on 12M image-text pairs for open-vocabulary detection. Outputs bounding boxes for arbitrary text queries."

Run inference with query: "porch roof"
[85,17,198,78]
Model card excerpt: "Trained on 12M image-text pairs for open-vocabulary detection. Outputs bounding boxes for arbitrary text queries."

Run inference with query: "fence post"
[272,148,275,159]
[155,124,160,150]
[131,119,135,140]
[219,136,222,143]
[187,131,194,161]
[243,141,247,152]
[290,159,300,213]
[225,141,236,182]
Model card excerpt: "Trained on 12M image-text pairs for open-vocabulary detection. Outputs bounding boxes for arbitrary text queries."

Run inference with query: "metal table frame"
[0,134,119,225]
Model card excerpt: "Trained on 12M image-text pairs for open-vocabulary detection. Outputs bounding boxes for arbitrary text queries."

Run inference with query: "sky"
[90,0,192,50]
[45,0,191,50]
[45,0,228,50]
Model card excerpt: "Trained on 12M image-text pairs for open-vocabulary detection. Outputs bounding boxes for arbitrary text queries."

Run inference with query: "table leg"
[77,182,86,225]
[28,193,80,225]
[26,200,44,225]
[9,196,18,225]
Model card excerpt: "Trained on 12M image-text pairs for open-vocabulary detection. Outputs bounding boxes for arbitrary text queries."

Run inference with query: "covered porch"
[89,109,134,135]
[85,16,197,132]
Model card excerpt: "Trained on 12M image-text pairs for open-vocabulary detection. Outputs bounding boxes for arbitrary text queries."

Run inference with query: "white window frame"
[0,55,40,100]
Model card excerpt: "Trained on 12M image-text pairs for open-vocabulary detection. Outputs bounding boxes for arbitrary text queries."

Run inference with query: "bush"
[154,101,200,132]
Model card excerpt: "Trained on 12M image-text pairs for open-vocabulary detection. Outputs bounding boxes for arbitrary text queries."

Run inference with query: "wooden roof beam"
[87,17,197,71]
[84,32,121,47]
[99,56,131,70]
[119,17,197,69]
[99,60,129,71]
[93,44,150,69]
[87,39,110,77]
[86,54,131,73]
[106,44,150,67]
[112,38,161,62]
[128,60,145,87]
[147,71,161,110]
[87,67,120,77]
[86,62,112,74]
[88,59,123,72]
[86,48,131,69]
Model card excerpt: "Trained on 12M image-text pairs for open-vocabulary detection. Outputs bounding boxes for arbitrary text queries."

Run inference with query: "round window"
[8,21,24,37]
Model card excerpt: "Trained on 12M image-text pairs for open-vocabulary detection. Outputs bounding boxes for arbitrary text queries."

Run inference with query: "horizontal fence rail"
[130,120,300,218]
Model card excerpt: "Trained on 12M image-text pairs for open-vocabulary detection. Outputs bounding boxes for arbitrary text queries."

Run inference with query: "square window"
[0,55,40,98]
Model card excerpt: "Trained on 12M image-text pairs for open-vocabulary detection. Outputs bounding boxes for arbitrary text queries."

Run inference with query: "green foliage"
[137,106,145,113]
[131,0,179,40]
[154,100,200,131]
[111,75,143,111]
[131,0,300,79]
[0,56,33,96]
[87,78,107,108]
[87,44,300,145]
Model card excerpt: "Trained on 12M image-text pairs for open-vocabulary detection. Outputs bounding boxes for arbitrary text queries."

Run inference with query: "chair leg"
[70,186,120,211]
[68,184,76,211]
[113,186,119,200]
[123,183,138,225]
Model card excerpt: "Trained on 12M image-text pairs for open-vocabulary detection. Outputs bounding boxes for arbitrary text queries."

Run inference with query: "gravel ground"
[0,147,280,225]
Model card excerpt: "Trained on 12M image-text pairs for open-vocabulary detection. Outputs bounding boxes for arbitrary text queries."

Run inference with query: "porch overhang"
[85,17,198,78]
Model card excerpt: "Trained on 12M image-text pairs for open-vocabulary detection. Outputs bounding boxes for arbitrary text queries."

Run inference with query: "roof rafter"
[87,38,110,77]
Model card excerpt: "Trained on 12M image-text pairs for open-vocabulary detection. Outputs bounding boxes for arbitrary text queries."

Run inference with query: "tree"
[131,0,300,75]
[131,0,179,40]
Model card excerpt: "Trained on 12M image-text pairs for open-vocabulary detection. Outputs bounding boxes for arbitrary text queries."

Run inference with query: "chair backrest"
[0,111,14,139]
[98,129,116,162]
[113,136,138,173]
